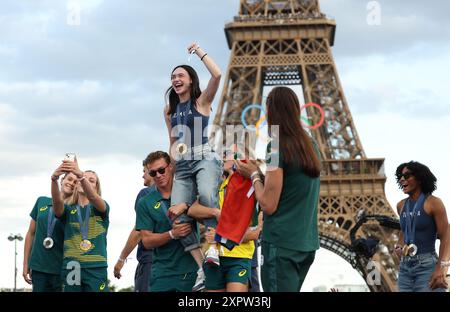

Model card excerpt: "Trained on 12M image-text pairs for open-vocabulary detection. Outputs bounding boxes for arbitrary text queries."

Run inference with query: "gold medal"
[177,143,188,155]
[80,239,92,251]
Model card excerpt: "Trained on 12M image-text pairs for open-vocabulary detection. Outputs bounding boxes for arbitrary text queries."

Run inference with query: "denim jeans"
[171,147,223,251]
[398,252,447,292]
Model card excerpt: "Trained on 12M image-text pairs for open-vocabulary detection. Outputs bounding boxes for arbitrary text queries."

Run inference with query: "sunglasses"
[398,172,413,180]
[149,164,169,177]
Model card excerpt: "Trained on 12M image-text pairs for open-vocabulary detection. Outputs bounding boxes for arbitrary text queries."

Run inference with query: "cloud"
[1,0,449,290]
[0,79,168,174]
[337,45,450,117]
[321,0,450,57]
[0,0,236,82]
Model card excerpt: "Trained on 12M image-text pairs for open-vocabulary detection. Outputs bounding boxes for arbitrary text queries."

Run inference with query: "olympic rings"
[255,115,271,144]
[300,102,325,130]
[240,104,266,132]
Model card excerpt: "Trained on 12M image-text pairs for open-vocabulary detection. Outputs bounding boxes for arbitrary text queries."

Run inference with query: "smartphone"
[64,153,76,162]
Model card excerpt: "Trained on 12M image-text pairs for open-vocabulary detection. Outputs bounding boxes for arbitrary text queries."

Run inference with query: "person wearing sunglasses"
[23,165,77,292]
[395,161,449,292]
[114,153,155,292]
[163,42,223,291]
[52,158,110,292]
[136,151,200,291]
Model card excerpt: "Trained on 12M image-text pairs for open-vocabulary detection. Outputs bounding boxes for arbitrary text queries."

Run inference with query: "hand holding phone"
[64,153,76,162]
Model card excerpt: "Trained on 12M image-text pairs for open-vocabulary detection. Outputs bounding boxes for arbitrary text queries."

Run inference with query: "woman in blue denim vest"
[163,42,222,291]
[395,161,450,292]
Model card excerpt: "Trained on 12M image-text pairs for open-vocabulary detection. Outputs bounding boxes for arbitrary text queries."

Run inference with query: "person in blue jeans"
[164,42,222,291]
[395,161,450,292]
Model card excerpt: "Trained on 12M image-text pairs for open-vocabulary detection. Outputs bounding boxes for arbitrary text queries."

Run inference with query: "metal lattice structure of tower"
[214,0,401,292]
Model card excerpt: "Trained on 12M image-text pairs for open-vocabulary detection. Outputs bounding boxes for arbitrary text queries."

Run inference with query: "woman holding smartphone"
[23,163,77,291]
[52,157,110,292]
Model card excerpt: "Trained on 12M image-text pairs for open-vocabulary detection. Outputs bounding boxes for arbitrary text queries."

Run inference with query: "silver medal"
[407,243,418,257]
[43,237,54,249]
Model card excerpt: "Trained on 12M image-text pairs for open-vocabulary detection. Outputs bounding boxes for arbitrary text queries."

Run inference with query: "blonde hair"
[67,170,102,205]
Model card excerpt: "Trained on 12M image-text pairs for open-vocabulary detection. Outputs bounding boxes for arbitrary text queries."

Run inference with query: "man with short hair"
[136,151,198,291]
[113,154,155,292]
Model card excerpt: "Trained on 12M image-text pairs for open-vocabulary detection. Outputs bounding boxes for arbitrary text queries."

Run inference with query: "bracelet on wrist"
[250,171,259,180]
[118,257,127,263]
[200,53,208,61]
[440,260,450,268]
[51,175,59,181]
[252,177,262,186]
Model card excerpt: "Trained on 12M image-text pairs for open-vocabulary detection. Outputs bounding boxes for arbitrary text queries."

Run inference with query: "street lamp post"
[8,233,23,292]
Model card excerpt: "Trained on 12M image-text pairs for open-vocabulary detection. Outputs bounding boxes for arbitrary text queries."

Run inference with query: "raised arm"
[79,174,106,213]
[65,158,107,213]
[51,164,66,218]
[188,43,222,107]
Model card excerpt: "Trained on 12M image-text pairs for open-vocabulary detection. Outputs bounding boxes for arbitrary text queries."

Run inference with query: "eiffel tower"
[213,0,401,292]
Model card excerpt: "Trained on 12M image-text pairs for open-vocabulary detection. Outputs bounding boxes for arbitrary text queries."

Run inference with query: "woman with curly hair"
[395,161,450,292]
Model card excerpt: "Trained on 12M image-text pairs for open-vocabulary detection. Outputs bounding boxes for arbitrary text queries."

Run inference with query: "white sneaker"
[205,246,220,266]
[192,268,205,292]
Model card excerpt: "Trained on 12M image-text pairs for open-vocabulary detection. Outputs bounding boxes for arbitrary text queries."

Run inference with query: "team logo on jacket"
[39,206,48,212]
[154,202,161,209]
[238,269,247,277]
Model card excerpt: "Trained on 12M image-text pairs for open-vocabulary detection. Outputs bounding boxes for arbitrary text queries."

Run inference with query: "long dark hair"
[165,65,202,115]
[266,86,321,178]
[395,161,437,195]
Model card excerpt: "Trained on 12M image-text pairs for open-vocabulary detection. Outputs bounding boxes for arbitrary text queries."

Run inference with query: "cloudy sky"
[1,0,449,291]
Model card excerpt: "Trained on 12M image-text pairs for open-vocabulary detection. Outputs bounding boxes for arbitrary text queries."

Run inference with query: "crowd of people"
[22,43,449,292]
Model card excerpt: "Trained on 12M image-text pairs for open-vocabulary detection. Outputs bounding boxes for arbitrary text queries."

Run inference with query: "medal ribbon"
[46,205,57,238]
[404,193,425,245]
[176,100,191,145]
[76,205,91,241]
